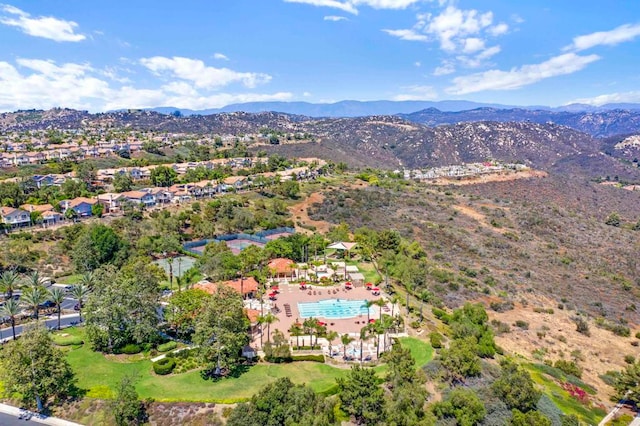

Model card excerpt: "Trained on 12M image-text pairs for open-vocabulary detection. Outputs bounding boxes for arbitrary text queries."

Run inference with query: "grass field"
[525,364,607,425]
[59,328,432,402]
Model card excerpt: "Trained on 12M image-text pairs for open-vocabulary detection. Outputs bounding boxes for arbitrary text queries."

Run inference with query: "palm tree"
[364,300,374,323]
[0,299,20,340]
[374,298,386,322]
[380,314,395,353]
[70,284,90,322]
[290,322,303,349]
[25,270,46,289]
[257,315,266,348]
[79,272,96,289]
[303,318,317,349]
[21,286,48,321]
[419,290,431,322]
[263,312,278,344]
[341,333,355,359]
[405,282,414,315]
[326,330,338,358]
[0,270,20,300]
[359,325,373,366]
[48,287,65,330]
[390,295,401,318]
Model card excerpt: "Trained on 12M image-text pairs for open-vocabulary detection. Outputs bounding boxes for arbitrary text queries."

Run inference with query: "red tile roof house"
[268,258,297,280]
[193,277,259,299]
[1,206,31,228]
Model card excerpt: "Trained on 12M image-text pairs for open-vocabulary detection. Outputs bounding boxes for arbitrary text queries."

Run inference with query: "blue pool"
[298,299,369,319]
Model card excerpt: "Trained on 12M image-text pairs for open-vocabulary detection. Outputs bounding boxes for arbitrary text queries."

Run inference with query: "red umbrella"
[345,282,352,287]
[317,321,326,327]
[369,319,375,323]
[365,282,373,288]
[271,286,279,292]
[372,287,380,291]
[269,292,277,298]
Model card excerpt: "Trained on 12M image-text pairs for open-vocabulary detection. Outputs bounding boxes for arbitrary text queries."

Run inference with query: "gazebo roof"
[327,241,358,251]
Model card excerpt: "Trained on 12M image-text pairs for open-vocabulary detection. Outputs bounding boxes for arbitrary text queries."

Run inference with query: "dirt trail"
[452,204,508,234]
[289,192,332,234]
[426,169,547,186]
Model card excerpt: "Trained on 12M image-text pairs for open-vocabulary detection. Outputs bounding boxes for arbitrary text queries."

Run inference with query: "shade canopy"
[327,242,358,251]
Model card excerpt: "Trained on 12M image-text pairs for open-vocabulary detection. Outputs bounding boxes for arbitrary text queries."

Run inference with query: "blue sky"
[1,0,640,111]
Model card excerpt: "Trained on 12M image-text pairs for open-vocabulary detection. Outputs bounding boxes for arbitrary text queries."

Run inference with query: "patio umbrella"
[365,282,373,289]
[345,282,352,288]
[271,285,279,292]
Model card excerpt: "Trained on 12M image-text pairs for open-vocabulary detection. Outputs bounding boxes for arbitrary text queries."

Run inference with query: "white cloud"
[433,61,455,76]
[140,56,271,89]
[283,0,420,15]
[384,3,507,69]
[462,37,485,53]
[488,22,509,36]
[0,4,85,42]
[0,58,293,112]
[510,14,524,24]
[283,0,358,14]
[393,85,438,101]
[447,53,600,95]
[569,91,640,106]
[303,91,312,97]
[324,15,348,21]
[414,61,421,67]
[566,23,640,51]
[425,6,494,51]
[213,53,229,61]
[383,28,428,41]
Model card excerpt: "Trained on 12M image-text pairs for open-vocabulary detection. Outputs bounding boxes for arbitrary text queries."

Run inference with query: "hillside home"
[97,193,126,213]
[121,190,156,208]
[60,197,98,217]
[143,187,173,204]
[222,176,248,191]
[1,207,31,228]
[41,210,64,226]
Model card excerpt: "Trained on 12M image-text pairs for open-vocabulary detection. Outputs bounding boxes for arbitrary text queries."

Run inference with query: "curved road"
[0,313,81,343]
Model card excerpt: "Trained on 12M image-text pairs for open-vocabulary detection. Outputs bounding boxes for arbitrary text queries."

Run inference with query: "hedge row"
[153,357,176,375]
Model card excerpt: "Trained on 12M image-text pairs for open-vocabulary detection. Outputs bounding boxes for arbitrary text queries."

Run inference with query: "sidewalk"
[0,402,84,425]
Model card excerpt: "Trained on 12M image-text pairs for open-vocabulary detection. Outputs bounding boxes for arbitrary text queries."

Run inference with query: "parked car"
[39,300,55,308]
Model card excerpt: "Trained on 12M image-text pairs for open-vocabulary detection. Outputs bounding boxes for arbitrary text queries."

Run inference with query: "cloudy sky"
[1,0,639,111]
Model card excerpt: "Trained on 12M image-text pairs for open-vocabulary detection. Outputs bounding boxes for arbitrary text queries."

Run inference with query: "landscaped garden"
[57,327,432,403]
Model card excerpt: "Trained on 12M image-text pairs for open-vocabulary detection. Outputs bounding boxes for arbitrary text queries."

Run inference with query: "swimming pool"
[298,299,369,319]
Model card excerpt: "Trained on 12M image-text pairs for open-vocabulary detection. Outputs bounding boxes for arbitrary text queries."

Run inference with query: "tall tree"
[432,388,486,426]
[0,326,76,411]
[70,284,90,322]
[20,285,48,321]
[261,312,278,344]
[113,173,133,193]
[48,287,66,330]
[0,298,20,340]
[492,360,541,412]
[165,289,209,340]
[85,262,162,352]
[193,285,250,375]
[227,377,337,426]
[613,360,640,404]
[150,166,178,187]
[337,366,385,425]
[111,375,145,426]
[341,333,355,359]
[0,269,20,299]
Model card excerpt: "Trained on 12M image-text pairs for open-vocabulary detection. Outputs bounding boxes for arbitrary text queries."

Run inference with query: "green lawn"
[59,329,433,403]
[56,274,83,285]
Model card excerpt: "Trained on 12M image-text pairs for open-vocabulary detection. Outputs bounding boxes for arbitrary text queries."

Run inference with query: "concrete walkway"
[0,402,84,425]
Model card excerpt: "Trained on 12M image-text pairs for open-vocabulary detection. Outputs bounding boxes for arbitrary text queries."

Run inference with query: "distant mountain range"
[146,100,640,118]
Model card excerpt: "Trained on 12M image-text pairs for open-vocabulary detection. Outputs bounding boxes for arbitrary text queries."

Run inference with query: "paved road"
[0,313,81,342]
[0,411,29,425]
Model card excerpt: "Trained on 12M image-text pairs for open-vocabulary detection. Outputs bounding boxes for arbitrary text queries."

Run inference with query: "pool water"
[298,299,369,319]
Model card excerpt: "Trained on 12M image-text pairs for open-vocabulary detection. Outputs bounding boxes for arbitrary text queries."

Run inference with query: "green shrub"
[158,341,178,352]
[119,343,142,355]
[153,357,176,375]
[514,320,529,330]
[430,332,444,349]
[292,354,325,363]
[52,334,84,346]
[432,308,451,324]
[554,360,582,378]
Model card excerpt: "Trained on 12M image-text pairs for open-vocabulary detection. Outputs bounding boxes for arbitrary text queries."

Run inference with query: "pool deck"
[251,283,395,348]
